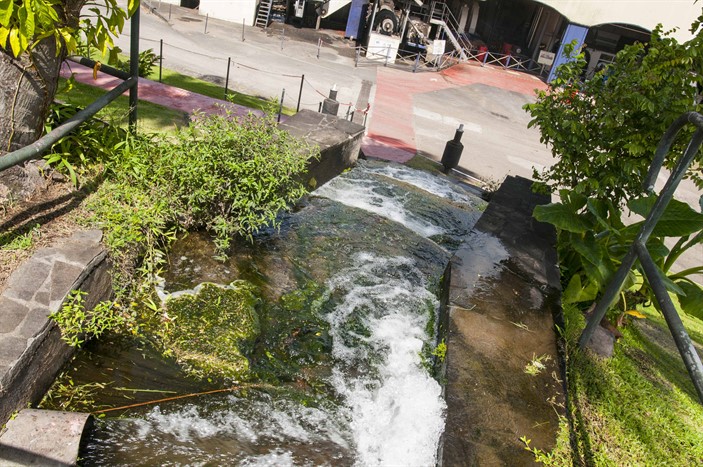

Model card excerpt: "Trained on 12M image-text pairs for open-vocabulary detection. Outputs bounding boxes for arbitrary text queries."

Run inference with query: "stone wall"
[0,230,112,426]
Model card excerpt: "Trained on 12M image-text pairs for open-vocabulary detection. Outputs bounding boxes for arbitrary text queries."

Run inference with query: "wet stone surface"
[442,175,564,466]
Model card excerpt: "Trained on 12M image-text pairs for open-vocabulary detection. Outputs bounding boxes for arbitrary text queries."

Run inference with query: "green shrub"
[90,108,317,267]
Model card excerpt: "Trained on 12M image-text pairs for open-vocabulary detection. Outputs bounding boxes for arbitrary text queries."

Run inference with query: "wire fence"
[354,43,547,77]
[130,36,370,121]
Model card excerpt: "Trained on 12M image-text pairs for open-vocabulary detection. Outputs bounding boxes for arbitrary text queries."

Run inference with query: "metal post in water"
[225,57,231,98]
[205,13,209,34]
[278,88,285,123]
[159,39,163,82]
[297,74,304,112]
[242,18,245,41]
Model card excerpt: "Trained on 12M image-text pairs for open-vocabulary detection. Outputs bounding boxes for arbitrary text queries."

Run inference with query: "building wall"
[199,0,259,25]
[539,0,700,42]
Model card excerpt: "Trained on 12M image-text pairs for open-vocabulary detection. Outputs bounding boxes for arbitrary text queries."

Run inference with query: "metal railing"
[354,44,461,72]
[578,111,703,404]
[0,7,141,173]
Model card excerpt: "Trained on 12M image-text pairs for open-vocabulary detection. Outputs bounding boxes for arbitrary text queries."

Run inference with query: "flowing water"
[75,161,486,466]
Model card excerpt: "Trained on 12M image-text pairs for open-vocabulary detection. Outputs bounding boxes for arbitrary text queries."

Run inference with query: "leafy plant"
[50,290,127,347]
[525,16,703,206]
[117,48,160,78]
[0,223,40,251]
[43,102,128,186]
[534,190,703,321]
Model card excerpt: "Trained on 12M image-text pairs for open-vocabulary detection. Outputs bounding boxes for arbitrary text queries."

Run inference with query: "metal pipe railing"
[0,77,137,172]
[578,111,703,404]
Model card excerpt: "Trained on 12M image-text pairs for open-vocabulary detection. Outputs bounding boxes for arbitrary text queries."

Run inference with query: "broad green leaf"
[19,0,34,42]
[563,274,598,304]
[0,0,12,27]
[9,27,20,56]
[678,281,703,321]
[0,26,9,48]
[128,0,139,17]
[571,233,603,266]
[628,195,703,237]
[533,203,591,233]
[582,255,614,289]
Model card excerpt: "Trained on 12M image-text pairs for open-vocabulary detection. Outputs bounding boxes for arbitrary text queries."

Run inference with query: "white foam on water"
[314,177,445,238]
[326,253,446,466]
[239,449,297,467]
[127,397,350,449]
[364,163,477,205]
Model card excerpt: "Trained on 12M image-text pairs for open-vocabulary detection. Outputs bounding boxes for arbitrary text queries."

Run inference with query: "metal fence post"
[297,74,304,112]
[413,52,420,72]
[224,57,231,98]
[128,5,140,133]
[205,13,209,34]
[384,45,390,67]
[278,88,285,123]
[281,28,285,51]
[482,51,488,66]
[355,47,360,67]
[159,39,163,83]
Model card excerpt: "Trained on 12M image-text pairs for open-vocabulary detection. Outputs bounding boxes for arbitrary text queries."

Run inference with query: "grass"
[539,303,703,465]
[57,79,187,134]
[146,68,295,116]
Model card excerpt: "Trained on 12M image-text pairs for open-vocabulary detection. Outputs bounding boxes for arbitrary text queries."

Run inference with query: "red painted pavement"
[363,62,548,162]
[60,62,263,119]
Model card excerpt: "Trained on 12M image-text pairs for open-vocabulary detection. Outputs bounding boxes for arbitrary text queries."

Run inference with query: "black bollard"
[321,86,339,116]
[441,124,465,173]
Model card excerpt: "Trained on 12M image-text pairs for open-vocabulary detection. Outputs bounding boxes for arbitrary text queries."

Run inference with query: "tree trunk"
[0,39,63,154]
[0,0,85,202]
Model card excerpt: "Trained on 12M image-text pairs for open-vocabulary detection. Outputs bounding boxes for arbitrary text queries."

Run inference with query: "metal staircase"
[255,0,273,28]
[429,2,471,61]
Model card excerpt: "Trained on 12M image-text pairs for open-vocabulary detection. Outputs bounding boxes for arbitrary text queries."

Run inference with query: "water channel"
[58,161,486,465]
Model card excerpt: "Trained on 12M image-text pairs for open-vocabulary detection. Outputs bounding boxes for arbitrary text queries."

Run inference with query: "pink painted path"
[60,62,263,118]
[362,62,548,162]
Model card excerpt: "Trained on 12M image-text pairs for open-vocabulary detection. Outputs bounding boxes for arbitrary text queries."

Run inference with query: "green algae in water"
[164,281,260,381]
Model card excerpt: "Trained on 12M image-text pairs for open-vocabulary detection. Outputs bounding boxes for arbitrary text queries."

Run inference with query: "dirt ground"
[0,174,90,294]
